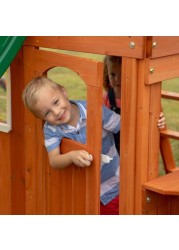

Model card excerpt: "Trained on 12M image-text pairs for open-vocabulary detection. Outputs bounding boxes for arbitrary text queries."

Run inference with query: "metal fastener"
[149,68,155,74]
[146,197,151,203]
[129,42,135,49]
[152,41,157,48]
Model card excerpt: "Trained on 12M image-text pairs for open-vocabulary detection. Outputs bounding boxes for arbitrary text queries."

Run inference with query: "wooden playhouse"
[0,36,179,215]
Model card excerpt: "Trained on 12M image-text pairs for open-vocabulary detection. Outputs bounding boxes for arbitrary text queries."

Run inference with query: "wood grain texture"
[24,36,145,59]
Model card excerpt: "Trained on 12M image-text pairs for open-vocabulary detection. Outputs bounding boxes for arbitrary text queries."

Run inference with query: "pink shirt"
[103,91,121,109]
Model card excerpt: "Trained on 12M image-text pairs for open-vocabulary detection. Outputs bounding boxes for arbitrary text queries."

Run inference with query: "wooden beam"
[145,54,179,84]
[148,36,179,58]
[24,36,145,59]
[160,129,179,140]
[161,90,179,101]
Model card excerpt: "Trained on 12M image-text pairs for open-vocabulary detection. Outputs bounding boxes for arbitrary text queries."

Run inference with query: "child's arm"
[158,112,166,129]
[48,147,93,169]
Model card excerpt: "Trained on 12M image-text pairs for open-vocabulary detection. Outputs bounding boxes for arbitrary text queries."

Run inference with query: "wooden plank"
[0,133,11,214]
[142,189,171,214]
[23,46,46,214]
[148,36,179,58]
[34,49,101,87]
[160,129,179,140]
[120,58,138,215]
[157,203,171,215]
[160,136,176,173]
[170,197,179,214]
[48,168,63,214]
[135,60,151,214]
[143,170,179,195]
[60,167,74,214]
[35,119,46,214]
[10,48,26,214]
[24,46,102,214]
[73,167,86,214]
[24,36,145,59]
[85,84,102,214]
[148,82,162,180]
[161,90,179,101]
[145,54,179,84]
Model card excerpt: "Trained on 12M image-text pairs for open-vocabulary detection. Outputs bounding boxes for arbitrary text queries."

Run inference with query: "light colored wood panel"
[145,54,179,84]
[24,36,145,58]
[120,58,138,214]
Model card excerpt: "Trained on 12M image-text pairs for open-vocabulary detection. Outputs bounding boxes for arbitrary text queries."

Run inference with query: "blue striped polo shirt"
[44,100,120,205]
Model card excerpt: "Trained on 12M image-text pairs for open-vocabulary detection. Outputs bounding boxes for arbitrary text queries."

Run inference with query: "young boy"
[22,76,120,215]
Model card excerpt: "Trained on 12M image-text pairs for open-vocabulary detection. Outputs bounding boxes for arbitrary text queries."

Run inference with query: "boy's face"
[107,61,121,98]
[34,85,72,126]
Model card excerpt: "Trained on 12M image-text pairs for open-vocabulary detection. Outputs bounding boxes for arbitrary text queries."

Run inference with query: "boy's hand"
[158,112,166,129]
[72,150,93,168]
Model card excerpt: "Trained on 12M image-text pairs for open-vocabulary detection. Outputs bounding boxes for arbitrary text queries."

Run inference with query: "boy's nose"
[52,107,60,116]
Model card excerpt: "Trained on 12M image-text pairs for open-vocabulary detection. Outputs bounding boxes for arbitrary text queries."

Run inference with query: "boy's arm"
[102,105,120,133]
[48,147,93,169]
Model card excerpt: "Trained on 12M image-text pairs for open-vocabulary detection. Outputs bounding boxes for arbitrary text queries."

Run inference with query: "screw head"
[149,68,155,74]
[146,197,151,203]
[129,42,135,49]
[152,41,157,48]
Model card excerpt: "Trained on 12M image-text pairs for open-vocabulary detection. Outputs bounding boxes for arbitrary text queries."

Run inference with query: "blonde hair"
[22,76,63,116]
[103,56,122,91]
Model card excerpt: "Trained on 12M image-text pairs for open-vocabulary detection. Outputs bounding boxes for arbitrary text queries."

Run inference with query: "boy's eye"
[44,111,50,117]
[54,99,59,105]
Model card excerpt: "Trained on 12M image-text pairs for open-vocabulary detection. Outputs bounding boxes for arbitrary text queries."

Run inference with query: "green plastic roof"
[0,36,26,77]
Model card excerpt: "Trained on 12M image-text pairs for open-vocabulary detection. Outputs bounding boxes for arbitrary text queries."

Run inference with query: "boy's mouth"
[57,110,66,121]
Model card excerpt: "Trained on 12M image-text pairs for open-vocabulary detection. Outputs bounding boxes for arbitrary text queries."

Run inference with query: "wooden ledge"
[143,170,179,195]
[160,129,179,140]
[161,90,179,101]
